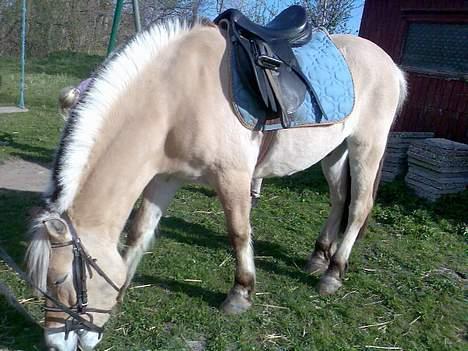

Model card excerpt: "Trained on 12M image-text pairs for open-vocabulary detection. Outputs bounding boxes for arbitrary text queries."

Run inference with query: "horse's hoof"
[220,293,252,315]
[318,275,342,296]
[305,257,328,275]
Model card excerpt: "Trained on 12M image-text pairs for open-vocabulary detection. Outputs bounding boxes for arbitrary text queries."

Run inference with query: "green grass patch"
[0,52,102,163]
[0,54,466,350]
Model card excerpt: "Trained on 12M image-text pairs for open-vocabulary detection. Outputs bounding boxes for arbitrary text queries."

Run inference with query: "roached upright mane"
[45,19,198,213]
[26,18,205,293]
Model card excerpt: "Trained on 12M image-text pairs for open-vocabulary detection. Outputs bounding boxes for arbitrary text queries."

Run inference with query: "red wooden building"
[359,0,468,143]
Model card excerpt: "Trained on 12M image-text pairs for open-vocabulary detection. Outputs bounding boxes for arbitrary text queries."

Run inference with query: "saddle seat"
[216,5,312,47]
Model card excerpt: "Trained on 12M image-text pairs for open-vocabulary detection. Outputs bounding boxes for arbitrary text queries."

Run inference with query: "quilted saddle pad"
[230,29,355,131]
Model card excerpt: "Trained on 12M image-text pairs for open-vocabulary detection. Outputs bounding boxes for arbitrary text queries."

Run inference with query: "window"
[401,23,468,77]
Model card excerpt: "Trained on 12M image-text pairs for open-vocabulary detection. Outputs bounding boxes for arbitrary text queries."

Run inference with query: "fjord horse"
[26,19,406,350]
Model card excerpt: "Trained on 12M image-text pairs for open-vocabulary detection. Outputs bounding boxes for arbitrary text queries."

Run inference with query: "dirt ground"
[0,159,50,193]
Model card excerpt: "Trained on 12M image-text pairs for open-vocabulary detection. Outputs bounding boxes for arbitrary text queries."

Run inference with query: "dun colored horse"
[26,19,406,350]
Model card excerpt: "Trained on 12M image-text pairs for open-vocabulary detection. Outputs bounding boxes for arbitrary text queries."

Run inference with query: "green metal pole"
[17,0,26,109]
[132,0,142,33]
[107,0,124,56]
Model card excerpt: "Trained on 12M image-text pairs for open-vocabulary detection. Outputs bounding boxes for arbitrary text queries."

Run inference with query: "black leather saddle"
[214,6,314,128]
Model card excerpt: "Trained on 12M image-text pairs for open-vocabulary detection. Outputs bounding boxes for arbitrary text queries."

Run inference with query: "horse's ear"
[43,218,71,242]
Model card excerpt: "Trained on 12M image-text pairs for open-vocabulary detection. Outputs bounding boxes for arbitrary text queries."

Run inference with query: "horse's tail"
[338,154,351,235]
[396,67,408,115]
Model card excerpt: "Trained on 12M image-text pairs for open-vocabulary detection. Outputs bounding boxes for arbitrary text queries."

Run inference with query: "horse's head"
[26,212,126,350]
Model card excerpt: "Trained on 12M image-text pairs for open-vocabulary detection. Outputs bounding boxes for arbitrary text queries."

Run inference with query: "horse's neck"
[68,101,166,244]
[63,25,222,244]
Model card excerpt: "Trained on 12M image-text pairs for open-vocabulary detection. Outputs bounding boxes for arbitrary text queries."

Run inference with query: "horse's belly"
[253,124,347,178]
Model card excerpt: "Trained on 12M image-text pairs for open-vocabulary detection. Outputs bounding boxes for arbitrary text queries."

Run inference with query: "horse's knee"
[229,228,250,246]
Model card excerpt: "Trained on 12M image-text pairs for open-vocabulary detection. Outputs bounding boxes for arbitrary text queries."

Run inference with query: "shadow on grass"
[0,132,55,165]
[183,185,217,198]
[0,189,44,350]
[262,164,466,235]
[161,217,227,251]
[133,274,226,309]
[265,164,329,195]
[0,298,42,350]
[377,179,468,228]
[254,239,316,286]
[0,189,42,258]
[161,217,316,287]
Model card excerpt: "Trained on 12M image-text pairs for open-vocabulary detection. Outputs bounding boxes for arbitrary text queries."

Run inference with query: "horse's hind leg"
[305,142,349,275]
[120,175,182,297]
[213,171,255,314]
[250,178,263,207]
[319,136,385,296]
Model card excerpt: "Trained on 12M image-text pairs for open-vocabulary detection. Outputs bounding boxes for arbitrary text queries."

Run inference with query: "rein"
[0,212,121,339]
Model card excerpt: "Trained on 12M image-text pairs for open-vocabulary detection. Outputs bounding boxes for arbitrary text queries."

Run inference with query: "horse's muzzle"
[44,329,102,351]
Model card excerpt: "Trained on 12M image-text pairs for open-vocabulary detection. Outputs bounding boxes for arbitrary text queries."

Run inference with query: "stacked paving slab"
[382,132,434,182]
[405,138,468,201]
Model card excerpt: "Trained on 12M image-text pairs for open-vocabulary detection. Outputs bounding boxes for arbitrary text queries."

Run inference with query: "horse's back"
[159,27,405,179]
[332,34,405,123]
[254,34,406,178]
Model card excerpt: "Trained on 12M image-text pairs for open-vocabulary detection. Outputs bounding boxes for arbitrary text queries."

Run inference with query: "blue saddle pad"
[230,29,355,131]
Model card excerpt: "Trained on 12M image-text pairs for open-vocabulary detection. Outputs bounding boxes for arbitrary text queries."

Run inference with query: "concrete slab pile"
[382,132,434,182]
[405,138,468,201]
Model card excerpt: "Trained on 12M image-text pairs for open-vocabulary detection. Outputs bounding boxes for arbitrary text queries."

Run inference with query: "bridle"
[0,212,121,339]
[43,213,121,338]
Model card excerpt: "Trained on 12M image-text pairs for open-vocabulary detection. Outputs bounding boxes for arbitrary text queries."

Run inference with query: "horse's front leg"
[119,175,182,300]
[214,171,255,314]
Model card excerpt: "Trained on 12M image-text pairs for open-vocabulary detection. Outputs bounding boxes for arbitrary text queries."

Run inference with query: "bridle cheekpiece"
[43,212,120,339]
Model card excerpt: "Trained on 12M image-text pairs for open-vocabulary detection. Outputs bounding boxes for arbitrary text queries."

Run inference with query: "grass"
[0,53,466,350]
[0,52,101,164]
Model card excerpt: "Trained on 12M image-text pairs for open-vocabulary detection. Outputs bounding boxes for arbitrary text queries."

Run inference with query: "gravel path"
[0,159,50,193]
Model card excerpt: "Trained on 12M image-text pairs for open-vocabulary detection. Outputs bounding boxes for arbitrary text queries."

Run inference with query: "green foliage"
[0,54,466,350]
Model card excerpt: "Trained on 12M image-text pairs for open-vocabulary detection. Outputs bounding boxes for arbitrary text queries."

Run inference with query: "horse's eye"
[54,274,68,285]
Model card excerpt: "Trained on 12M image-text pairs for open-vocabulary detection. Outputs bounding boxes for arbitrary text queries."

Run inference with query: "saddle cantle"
[215,5,314,128]
[216,6,312,46]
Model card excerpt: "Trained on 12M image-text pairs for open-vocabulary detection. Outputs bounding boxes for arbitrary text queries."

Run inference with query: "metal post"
[132,0,142,33]
[17,0,27,109]
[107,0,125,56]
